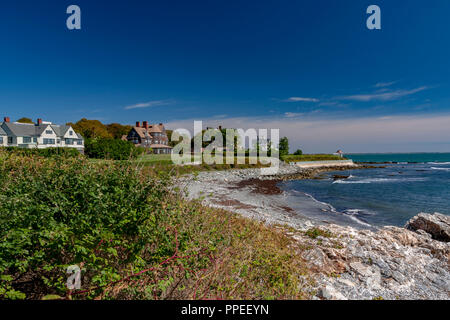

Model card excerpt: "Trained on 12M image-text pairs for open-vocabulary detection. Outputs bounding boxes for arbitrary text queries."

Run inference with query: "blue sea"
[278,153,450,228]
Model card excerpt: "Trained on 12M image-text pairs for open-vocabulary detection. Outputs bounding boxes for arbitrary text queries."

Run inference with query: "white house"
[0,117,84,152]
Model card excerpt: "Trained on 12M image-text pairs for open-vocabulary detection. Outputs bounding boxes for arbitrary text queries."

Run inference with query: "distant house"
[0,117,84,152]
[126,121,172,154]
[334,149,344,158]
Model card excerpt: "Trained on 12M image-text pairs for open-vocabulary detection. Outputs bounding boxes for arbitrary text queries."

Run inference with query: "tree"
[67,118,112,139]
[279,137,289,158]
[16,117,34,124]
[106,123,132,139]
[293,149,303,156]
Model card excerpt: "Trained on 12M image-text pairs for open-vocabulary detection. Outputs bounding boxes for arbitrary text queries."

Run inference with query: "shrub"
[293,149,303,156]
[0,151,172,299]
[84,138,144,160]
[0,150,310,300]
[3,147,81,158]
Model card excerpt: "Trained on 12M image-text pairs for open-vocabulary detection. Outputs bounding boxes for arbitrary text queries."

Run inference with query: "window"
[8,137,13,144]
[69,131,73,136]
[43,138,55,145]
[57,139,61,144]
[0,137,3,144]
[76,139,83,145]
[23,137,32,143]
[33,137,37,143]
[65,138,73,145]
[45,130,53,135]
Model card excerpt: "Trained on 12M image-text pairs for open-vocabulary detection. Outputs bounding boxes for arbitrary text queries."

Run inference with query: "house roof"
[0,122,83,139]
[0,124,6,136]
[2,122,40,137]
[132,127,151,139]
[147,124,164,133]
[50,125,70,137]
[131,123,166,138]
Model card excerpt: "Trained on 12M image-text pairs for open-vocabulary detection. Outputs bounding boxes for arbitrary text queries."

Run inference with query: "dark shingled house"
[126,121,172,154]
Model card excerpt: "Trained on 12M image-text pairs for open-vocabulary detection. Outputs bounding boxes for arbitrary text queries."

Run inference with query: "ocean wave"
[289,191,374,227]
[346,215,372,227]
[431,167,450,171]
[303,192,338,213]
[428,162,450,165]
[342,208,375,216]
[332,177,427,184]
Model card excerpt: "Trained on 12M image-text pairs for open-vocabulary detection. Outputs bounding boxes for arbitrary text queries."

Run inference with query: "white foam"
[333,177,427,184]
[431,167,450,171]
[347,215,372,227]
[428,162,450,165]
[303,192,338,213]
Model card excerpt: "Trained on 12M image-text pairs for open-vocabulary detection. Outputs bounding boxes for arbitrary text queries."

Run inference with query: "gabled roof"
[0,123,6,136]
[1,122,40,137]
[130,123,166,138]
[0,122,83,139]
[50,125,70,137]
[147,124,164,133]
[132,127,153,139]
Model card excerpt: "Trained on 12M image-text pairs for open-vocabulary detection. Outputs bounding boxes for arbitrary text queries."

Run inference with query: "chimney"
[143,121,148,130]
[159,123,163,126]
[218,126,222,130]
[3,117,10,123]
[136,121,140,127]
[37,118,43,125]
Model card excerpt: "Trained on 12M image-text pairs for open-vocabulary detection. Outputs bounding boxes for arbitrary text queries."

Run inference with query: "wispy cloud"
[339,86,428,102]
[284,112,303,118]
[318,101,349,108]
[284,97,319,102]
[374,81,397,88]
[124,99,173,110]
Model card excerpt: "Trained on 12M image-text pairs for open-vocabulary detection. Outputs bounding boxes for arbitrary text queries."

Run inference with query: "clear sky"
[1,0,450,152]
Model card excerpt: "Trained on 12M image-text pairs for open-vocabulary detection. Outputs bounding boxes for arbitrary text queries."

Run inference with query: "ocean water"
[278,153,450,228]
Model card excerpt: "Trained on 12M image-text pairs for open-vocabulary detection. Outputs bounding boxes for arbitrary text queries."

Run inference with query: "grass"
[90,154,272,177]
[283,154,346,162]
[304,228,335,239]
[0,150,311,300]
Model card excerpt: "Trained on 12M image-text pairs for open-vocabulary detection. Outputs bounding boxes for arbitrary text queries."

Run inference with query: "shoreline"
[181,163,380,230]
[179,162,450,300]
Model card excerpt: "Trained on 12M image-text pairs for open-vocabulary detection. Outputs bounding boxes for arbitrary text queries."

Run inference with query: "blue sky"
[1,0,450,152]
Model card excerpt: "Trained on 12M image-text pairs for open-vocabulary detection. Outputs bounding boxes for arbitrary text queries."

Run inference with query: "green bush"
[84,138,144,160]
[0,151,173,299]
[3,147,81,158]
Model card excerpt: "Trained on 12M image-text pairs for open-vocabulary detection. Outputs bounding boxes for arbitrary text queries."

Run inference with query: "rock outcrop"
[289,219,450,300]
[405,212,450,242]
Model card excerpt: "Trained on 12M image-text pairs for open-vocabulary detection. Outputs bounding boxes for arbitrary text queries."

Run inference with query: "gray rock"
[319,285,347,300]
[405,212,450,242]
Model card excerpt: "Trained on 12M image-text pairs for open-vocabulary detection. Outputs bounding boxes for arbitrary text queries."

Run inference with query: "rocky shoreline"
[178,163,450,300]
